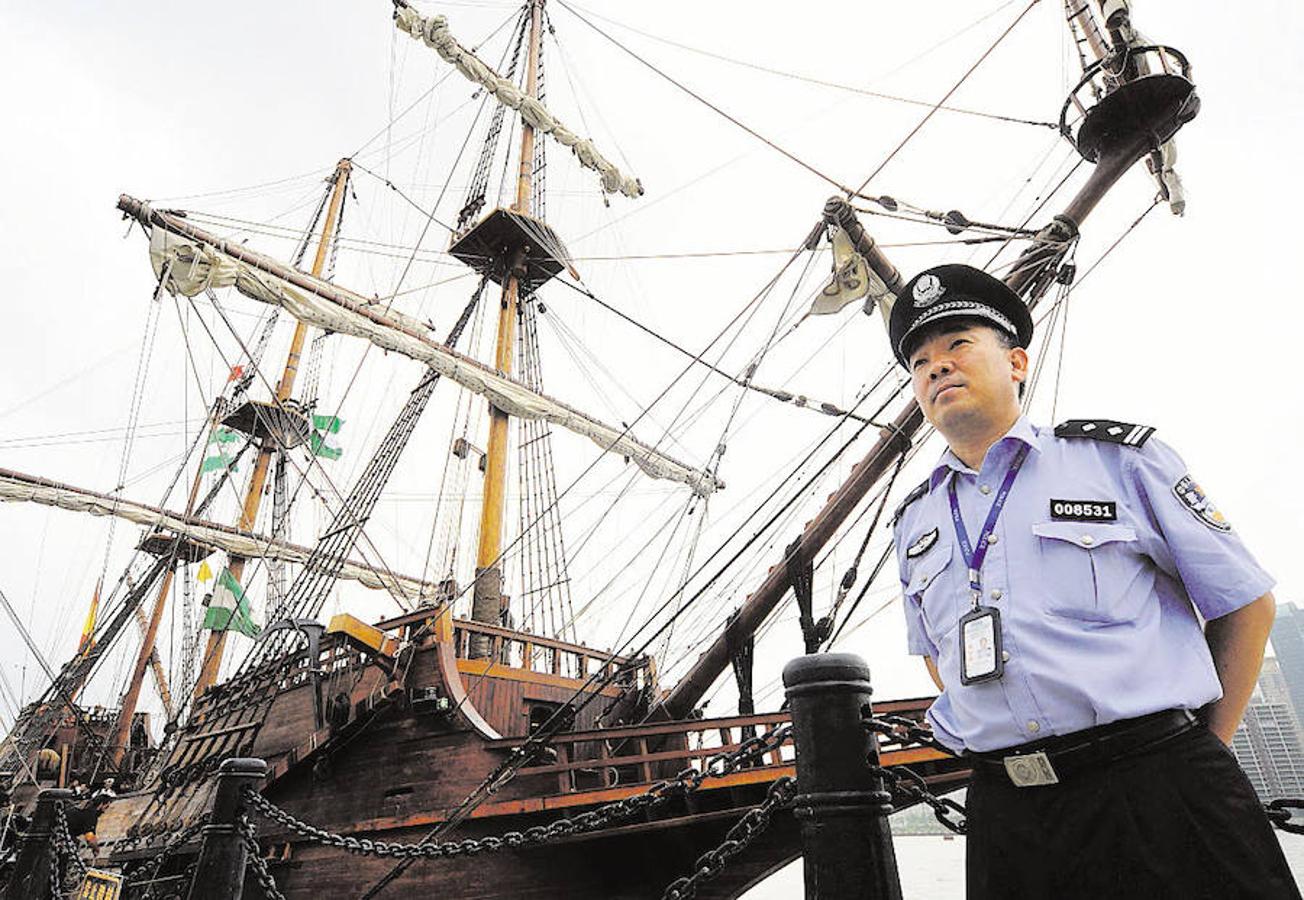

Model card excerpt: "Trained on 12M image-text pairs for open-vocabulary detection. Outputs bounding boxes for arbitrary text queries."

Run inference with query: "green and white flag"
[311,414,343,434]
[309,430,343,461]
[201,451,238,473]
[208,427,241,444]
[202,567,260,637]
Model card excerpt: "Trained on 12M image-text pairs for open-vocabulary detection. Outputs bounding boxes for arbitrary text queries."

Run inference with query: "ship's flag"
[311,414,343,434]
[208,427,240,444]
[201,451,238,473]
[226,365,245,383]
[309,433,343,460]
[203,567,260,637]
[309,425,343,461]
[77,578,102,655]
[196,560,213,583]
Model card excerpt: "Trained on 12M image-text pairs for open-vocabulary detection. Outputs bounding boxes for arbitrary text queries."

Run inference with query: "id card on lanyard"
[948,444,1029,686]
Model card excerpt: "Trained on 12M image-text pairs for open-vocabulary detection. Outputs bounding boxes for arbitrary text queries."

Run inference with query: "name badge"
[959,606,1003,685]
[1049,499,1116,522]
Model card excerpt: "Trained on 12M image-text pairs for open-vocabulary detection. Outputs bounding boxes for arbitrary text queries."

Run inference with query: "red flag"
[227,365,244,382]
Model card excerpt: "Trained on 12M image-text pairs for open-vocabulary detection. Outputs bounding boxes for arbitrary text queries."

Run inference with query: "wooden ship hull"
[97,611,962,899]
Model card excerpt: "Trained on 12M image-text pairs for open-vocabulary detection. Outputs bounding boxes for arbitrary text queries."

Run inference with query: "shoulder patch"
[1173,474,1232,532]
[892,478,931,526]
[1054,418,1155,448]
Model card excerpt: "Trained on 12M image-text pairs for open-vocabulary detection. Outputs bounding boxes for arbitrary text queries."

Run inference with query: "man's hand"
[1205,592,1276,745]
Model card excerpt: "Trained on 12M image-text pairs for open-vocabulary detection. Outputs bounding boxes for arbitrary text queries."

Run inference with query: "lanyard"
[947,444,1029,609]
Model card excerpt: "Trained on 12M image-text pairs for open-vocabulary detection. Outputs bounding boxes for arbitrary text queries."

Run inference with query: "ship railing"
[196,634,373,715]
[450,619,653,689]
[490,712,795,795]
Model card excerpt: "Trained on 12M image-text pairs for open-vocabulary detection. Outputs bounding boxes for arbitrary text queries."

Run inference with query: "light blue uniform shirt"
[894,416,1274,753]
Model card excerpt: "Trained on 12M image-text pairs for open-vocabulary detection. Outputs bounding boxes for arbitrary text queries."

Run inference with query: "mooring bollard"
[783,653,901,900]
[2,787,76,900]
[186,757,268,900]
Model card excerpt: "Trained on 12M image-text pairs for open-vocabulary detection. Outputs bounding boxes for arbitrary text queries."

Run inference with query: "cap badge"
[912,274,945,308]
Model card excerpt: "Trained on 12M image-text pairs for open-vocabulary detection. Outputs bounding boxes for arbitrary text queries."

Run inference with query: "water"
[743,833,1304,898]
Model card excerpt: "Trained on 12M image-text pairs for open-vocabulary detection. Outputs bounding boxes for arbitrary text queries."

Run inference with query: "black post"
[2,787,75,900]
[783,653,901,899]
[186,757,267,900]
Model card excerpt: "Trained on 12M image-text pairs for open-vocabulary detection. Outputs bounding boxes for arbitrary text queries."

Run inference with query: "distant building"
[1231,658,1304,801]
[1269,602,1304,732]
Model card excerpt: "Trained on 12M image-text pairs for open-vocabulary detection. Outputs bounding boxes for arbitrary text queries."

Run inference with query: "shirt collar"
[929,415,1042,489]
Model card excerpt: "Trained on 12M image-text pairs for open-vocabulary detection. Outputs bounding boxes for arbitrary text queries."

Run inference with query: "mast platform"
[1060,45,1198,162]
[220,399,313,449]
[136,531,213,562]
[448,207,577,291]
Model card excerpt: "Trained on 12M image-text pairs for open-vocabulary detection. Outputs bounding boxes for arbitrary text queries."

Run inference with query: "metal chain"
[45,823,62,900]
[58,798,88,876]
[38,801,89,898]
[243,723,792,860]
[124,817,208,896]
[862,713,967,834]
[864,713,957,757]
[1265,799,1304,835]
[659,776,797,900]
[866,715,1304,838]
[874,763,967,835]
[239,814,287,900]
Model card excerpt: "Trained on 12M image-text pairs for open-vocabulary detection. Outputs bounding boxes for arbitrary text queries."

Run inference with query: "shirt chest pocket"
[906,538,959,641]
[1031,521,1143,623]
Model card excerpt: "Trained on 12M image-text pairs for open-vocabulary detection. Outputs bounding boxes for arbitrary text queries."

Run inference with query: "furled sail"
[809,226,893,318]
[0,468,436,601]
[393,3,643,199]
[123,199,721,496]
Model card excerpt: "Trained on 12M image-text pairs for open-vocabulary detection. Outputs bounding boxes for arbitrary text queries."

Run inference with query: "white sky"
[1,2,1302,883]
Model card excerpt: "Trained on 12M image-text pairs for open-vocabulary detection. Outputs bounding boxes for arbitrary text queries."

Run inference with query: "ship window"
[527,702,559,735]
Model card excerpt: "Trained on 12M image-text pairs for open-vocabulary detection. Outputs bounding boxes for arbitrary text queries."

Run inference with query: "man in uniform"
[889,263,1298,898]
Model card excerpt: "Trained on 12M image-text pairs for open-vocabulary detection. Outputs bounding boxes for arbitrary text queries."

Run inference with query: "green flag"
[309,431,343,461]
[202,567,260,637]
[208,427,240,444]
[311,414,344,434]
[201,452,238,473]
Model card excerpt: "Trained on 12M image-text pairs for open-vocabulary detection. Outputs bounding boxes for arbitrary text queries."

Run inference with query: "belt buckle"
[1003,750,1060,787]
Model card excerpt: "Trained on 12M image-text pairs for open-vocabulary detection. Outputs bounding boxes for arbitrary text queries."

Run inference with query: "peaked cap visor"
[889,263,1033,367]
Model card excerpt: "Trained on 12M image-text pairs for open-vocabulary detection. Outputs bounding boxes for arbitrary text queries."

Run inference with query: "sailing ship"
[0,0,1205,895]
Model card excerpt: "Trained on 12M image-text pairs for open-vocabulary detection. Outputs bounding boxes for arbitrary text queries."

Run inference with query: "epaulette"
[1054,418,1155,448]
[891,478,931,526]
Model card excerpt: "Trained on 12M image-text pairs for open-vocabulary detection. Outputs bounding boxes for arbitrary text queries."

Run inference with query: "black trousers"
[966,725,1301,899]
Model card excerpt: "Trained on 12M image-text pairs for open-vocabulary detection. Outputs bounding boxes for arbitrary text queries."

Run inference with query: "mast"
[192,158,352,698]
[469,0,543,650]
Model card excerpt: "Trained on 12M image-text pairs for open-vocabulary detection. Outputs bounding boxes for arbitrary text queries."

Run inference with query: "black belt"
[966,709,1197,788]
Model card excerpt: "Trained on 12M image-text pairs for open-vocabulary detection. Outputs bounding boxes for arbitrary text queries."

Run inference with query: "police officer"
[889,264,1298,899]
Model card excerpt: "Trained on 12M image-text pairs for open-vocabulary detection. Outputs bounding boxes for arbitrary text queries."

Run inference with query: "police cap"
[889,263,1033,367]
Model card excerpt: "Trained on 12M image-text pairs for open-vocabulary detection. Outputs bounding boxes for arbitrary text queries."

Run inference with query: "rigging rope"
[819,452,906,648]
[458,7,531,231]
[851,0,1044,198]
[516,291,577,641]
[555,0,858,196]
[352,6,526,159]
[552,275,871,423]
[564,1,1057,131]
